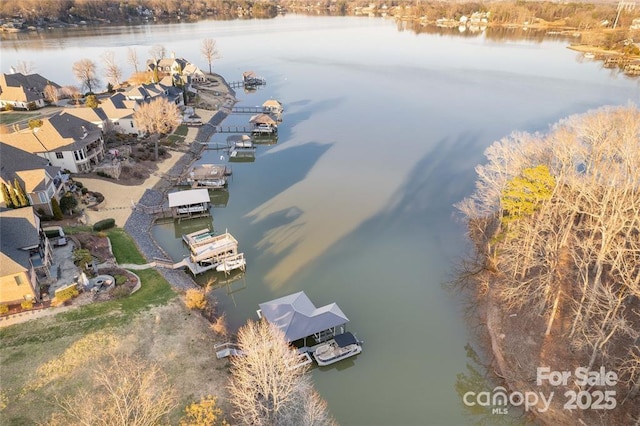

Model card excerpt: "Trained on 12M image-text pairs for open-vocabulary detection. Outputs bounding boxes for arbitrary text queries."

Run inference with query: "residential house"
[125,82,184,107]
[62,106,109,131]
[99,93,140,135]
[0,71,60,110]
[182,63,206,83]
[147,56,188,76]
[0,112,104,173]
[0,206,52,305]
[0,142,68,216]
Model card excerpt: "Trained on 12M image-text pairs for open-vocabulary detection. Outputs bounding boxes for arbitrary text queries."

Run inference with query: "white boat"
[215,253,246,272]
[584,52,595,59]
[313,332,362,366]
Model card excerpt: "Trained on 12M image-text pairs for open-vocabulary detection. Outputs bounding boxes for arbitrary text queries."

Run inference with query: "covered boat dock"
[257,291,349,348]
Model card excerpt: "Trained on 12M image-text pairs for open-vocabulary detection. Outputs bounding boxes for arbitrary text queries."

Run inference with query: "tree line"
[456,105,640,423]
[2,0,636,31]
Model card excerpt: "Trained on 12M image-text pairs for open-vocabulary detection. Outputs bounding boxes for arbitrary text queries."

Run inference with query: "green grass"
[62,225,92,235]
[0,111,38,125]
[106,228,147,264]
[166,134,184,144]
[0,267,175,348]
[173,124,188,136]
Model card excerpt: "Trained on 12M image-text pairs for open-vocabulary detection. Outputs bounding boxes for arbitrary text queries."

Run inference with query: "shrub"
[4,103,14,111]
[96,171,113,179]
[93,218,115,231]
[114,274,128,286]
[184,289,207,310]
[81,187,88,195]
[75,181,83,189]
[109,286,130,299]
[21,300,34,310]
[0,304,8,315]
[73,248,93,268]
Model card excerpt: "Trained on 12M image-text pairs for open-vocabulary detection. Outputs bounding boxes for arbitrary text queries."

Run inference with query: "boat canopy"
[258,291,349,342]
[168,188,210,207]
[334,332,358,348]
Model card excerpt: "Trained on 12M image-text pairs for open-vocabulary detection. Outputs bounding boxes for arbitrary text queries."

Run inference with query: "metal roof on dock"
[259,291,349,342]
[168,188,210,207]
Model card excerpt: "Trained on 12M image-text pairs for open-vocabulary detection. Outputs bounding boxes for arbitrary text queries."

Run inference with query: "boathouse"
[262,99,284,116]
[167,188,210,219]
[250,113,277,135]
[258,291,349,346]
[185,164,231,189]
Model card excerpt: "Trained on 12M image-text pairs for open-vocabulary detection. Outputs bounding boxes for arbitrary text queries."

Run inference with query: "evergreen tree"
[14,178,30,207]
[7,182,20,208]
[51,197,63,220]
[1,182,14,208]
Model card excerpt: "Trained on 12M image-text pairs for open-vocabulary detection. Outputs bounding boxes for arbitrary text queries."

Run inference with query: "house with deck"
[0,72,60,110]
[0,207,53,306]
[0,112,104,173]
[0,142,68,216]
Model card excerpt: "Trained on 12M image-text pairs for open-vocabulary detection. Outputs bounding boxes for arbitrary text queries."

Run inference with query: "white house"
[0,112,104,173]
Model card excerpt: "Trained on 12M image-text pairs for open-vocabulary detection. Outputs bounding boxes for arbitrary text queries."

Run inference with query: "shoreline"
[122,73,237,291]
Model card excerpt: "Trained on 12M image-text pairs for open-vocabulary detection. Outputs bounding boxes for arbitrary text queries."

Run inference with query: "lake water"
[2,15,638,426]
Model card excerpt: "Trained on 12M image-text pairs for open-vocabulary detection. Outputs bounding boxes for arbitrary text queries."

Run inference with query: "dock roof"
[258,291,349,342]
[168,188,210,207]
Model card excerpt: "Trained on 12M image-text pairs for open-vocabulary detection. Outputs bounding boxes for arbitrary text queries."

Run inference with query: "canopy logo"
[463,367,618,414]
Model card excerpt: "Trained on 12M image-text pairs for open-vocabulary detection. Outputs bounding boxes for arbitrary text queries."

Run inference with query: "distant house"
[183,63,206,83]
[0,112,104,173]
[0,72,60,110]
[125,82,184,107]
[0,142,68,216]
[147,56,188,75]
[0,207,53,306]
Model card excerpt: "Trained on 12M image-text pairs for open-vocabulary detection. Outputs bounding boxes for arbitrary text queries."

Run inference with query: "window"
[14,275,23,285]
[55,152,63,159]
[39,192,48,203]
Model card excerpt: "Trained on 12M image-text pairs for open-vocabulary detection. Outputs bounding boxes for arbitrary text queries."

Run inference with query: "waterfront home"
[0,207,53,306]
[62,106,109,130]
[99,93,140,135]
[0,71,60,110]
[0,142,68,216]
[0,112,104,173]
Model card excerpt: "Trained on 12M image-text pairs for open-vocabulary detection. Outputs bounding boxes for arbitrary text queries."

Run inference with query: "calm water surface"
[3,15,638,426]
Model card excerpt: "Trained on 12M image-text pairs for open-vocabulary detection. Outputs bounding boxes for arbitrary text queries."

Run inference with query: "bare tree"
[102,50,123,87]
[72,58,100,93]
[13,60,34,74]
[200,38,220,74]
[228,320,335,426]
[127,47,140,73]
[149,44,167,62]
[44,83,60,103]
[456,105,640,405]
[134,97,182,137]
[60,85,82,105]
[134,97,182,160]
[128,71,153,85]
[49,354,178,426]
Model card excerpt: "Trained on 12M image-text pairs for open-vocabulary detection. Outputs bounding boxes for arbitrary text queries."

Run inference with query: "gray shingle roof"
[0,207,40,275]
[258,291,349,342]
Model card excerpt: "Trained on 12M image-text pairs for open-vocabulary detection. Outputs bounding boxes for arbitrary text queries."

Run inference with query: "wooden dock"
[232,106,269,114]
